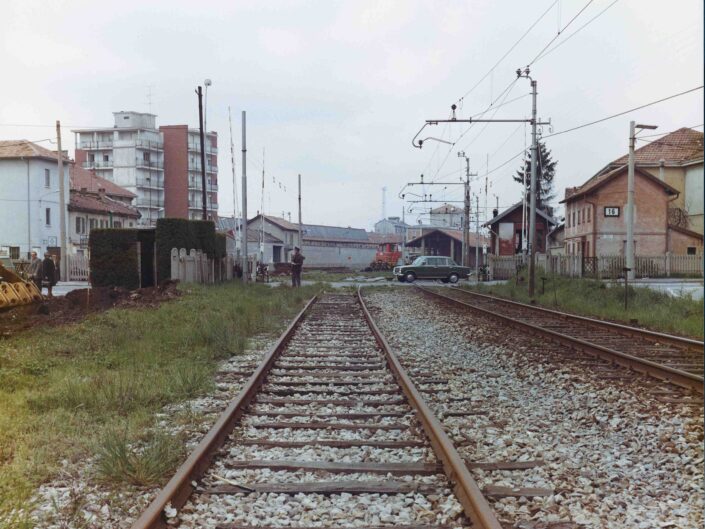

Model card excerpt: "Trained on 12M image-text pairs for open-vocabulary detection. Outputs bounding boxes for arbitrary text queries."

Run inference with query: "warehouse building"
[247,215,377,269]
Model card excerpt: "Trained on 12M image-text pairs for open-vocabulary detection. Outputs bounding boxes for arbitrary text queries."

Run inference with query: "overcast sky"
[2,0,703,230]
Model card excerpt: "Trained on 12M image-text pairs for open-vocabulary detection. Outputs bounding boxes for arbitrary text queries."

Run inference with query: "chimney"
[659,158,665,181]
[98,187,106,199]
[492,208,499,218]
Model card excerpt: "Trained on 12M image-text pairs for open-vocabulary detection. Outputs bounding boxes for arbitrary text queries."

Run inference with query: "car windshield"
[447,258,457,266]
[411,257,426,266]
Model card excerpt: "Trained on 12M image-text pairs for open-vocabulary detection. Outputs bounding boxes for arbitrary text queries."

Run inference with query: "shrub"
[89,229,140,289]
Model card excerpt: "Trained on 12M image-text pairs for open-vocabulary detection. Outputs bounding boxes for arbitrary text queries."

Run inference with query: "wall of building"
[301,241,376,269]
[565,170,670,256]
[489,208,551,256]
[0,158,70,258]
[668,228,703,254]
[68,209,137,254]
[161,125,189,218]
[685,164,704,233]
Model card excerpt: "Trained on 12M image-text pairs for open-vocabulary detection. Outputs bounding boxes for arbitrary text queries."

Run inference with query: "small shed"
[484,202,556,256]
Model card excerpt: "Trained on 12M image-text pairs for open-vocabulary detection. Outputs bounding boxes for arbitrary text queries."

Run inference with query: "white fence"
[488,253,704,280]
[170,248,235,284]
[67,254,89,281]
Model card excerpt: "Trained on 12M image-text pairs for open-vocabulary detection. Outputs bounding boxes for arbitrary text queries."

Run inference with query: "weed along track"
[131,292,502,529]
[419,286,704,396]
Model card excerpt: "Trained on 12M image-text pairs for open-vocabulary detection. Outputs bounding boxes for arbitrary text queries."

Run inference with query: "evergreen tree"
[513,141,557,213]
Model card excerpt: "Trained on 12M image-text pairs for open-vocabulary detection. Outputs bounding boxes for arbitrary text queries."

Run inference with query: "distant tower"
[382,186,387,220]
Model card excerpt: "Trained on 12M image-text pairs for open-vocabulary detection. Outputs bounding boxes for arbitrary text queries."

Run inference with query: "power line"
[527,0,596,66]
[534,0,620,64]
[543,85,704,139]
[454,1,558,106]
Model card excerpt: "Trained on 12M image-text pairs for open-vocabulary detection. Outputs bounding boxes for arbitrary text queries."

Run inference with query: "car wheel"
[448,273,460,284]
[404,272,416,283]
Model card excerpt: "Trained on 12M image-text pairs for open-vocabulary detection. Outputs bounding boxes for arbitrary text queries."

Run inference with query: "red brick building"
[484,202,556,256]
[561,127,704,256]
[160,125,218,220]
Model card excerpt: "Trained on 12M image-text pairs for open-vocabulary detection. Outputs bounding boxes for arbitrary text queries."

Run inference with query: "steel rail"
[357,286,503,529]
[450,286,704,353]
[130,294,318,529]
[417,286,703,394]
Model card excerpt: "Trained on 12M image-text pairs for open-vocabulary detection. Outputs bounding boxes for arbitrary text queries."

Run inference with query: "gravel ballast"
[363,288,703,529]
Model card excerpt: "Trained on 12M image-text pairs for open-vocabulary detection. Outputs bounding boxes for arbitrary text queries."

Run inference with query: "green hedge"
[215,233,227,258]
[89,229,140,289]
[155,218,217,282]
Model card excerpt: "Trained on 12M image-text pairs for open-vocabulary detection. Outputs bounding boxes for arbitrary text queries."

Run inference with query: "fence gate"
[67,254,89,281]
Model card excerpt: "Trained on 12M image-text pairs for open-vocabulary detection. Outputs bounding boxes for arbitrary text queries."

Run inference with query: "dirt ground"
[0,281,180,338]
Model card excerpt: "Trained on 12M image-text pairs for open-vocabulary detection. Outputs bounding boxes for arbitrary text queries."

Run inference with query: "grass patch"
[0,281,319,526]
[464,275,703,339]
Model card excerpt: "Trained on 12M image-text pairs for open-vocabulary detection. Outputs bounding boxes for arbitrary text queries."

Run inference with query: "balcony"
[135,139,164,151]
[135,158,164,170]
[135,197,164,208]
[136,177,164,190]
[78,141,113,150]
[82,160,113,169]
[188,181,218,192]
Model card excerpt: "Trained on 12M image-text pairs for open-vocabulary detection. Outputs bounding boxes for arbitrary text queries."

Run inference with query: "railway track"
[131,292,503,529]
[417,285,704,395]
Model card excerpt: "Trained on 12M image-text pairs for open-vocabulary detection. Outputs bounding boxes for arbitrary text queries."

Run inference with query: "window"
[103,154,109,162]
[88,154,95,162]
[129,222,134,227]
[75,217,85,234]
[578,210,581,225]
[89,218,97,230]
[687,247,697,255]
[45,207,51,226]
[44,168,50,188]
[587,207,591,222]
[143,152,150,162]
[586,241,590,257]
[113,221,122,228]
[572,211,576,227]
[9,247,20,259]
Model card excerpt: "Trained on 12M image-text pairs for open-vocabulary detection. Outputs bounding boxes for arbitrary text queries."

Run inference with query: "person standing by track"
[291,246,305,287]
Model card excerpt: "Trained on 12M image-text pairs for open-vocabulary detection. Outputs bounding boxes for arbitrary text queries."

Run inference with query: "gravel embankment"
[363,288,704,529]
[30,336,277,529]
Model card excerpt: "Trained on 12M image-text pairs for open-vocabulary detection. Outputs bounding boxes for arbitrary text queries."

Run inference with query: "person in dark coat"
[291,247,305,287]
[42,252,57,297]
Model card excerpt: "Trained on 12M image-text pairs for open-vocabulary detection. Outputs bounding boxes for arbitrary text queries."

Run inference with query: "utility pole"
[196,86,207,220]
[475,194,480,281]
[627,121,658,281]
[228,107,239,254]
[56,121,67,282]
[241,111,248,282]
[413,67,549,297]
[298,174,302,248]
[457,152,477,267]
[527,78,538,297]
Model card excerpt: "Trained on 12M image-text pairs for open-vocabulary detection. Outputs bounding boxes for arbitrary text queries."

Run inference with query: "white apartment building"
[0,140,71,259]
[73,111,165,226]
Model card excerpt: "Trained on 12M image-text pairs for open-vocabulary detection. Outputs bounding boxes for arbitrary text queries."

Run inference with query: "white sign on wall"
[604,207,620,217]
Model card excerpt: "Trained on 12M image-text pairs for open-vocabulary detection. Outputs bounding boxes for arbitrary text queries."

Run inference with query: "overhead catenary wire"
[454,0,558,106]
[533,0,620,64]
[543,85,704,139]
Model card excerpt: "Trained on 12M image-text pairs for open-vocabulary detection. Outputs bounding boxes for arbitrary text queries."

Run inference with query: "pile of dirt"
[0,281,180,338]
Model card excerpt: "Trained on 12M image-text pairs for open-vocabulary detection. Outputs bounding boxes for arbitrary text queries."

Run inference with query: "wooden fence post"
[170,248,179,281]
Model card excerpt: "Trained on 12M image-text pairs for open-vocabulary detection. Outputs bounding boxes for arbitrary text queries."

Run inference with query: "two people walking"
[27,251,58,297]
